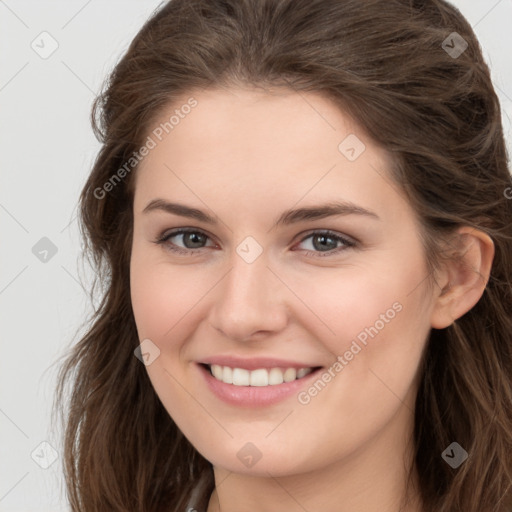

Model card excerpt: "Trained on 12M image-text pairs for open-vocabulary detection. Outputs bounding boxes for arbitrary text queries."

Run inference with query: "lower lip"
[197,364,323,407]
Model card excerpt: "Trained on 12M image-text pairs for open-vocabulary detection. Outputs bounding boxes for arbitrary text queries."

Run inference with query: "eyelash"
[153,228,356,258]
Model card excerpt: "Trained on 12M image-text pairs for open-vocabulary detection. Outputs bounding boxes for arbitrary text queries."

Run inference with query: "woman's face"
[130,87,437,477]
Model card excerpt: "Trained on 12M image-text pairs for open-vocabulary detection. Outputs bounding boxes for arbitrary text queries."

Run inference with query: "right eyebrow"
[142,199,217,224]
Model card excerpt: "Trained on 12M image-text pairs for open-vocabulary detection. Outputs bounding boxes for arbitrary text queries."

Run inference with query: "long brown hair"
[52,1,512,510]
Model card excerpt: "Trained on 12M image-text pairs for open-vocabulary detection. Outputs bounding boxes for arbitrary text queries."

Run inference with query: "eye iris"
[183,232,206,248]
[313,234,338,251]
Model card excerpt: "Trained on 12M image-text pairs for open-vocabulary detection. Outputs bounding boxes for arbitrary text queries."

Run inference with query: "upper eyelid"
[158,227,217,244]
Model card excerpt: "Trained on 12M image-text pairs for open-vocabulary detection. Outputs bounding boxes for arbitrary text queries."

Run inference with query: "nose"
[208,250,289,342]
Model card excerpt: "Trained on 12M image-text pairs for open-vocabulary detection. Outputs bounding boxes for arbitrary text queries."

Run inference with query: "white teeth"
[297,368,313,379]
[250,369,268,386]
[211,364,223,380]
[268,368,284,385]
[283,368,297,382]
[209,365,315,386]
[223,366,233,384]
[232,368,250,386]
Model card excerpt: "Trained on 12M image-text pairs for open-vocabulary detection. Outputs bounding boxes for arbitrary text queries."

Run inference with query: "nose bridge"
[208,245,287,340]
[223,248,275,311]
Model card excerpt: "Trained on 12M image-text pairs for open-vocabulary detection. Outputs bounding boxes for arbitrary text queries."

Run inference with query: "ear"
[430,227,495,329]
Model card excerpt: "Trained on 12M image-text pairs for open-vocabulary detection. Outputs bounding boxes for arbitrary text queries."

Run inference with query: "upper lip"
[198,355,323,371]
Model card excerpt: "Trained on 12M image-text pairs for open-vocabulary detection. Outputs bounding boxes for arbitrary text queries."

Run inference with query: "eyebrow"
[142,198,380,227]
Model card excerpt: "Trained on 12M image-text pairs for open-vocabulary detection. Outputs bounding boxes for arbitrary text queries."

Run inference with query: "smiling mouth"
[201,363,322,387]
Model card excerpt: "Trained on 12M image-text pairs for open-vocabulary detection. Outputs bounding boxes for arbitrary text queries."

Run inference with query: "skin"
[129,87,494,512]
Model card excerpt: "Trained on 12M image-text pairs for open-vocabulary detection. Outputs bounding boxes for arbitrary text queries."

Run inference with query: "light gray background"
[1,1,511,510]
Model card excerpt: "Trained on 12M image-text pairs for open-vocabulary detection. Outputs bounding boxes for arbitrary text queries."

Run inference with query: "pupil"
[313,234,337,251]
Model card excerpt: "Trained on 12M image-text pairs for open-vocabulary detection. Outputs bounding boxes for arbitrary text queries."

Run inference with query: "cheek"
[130,268,168,339]
[130,245,203,341]
[289,261,428,351]
[288,250,432,404]
[129,249,207,424]
[285,265,431,465]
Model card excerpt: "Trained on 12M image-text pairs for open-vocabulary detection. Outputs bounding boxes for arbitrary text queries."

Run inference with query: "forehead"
[133,87,406,221]
[141,86,363,163]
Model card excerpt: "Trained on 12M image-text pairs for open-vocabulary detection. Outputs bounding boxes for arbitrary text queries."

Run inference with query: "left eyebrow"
[141,199,380,227]
[273,201,380,227]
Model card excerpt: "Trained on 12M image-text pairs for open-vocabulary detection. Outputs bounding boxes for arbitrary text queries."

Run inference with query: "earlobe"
[430,227,495,329]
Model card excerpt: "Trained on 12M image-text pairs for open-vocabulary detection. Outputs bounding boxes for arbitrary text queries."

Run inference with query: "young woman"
[54,1,512,511]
